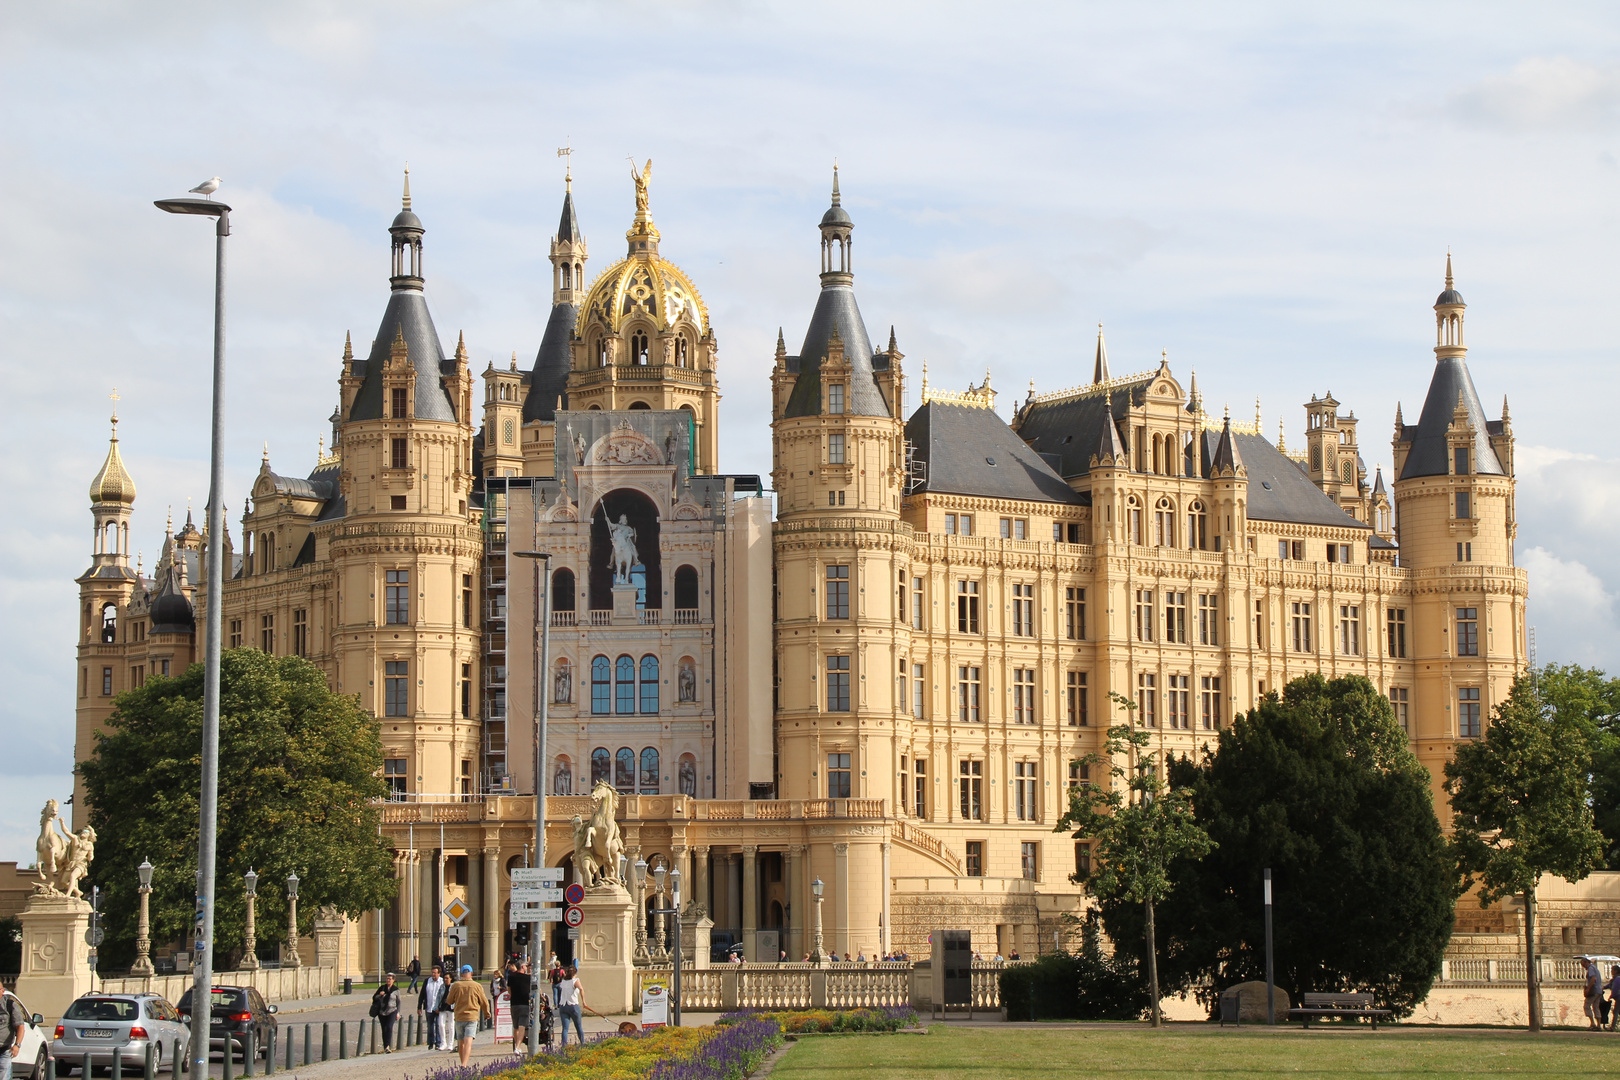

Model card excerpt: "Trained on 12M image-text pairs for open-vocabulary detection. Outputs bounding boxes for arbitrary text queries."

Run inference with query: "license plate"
[80,1029,116,1039]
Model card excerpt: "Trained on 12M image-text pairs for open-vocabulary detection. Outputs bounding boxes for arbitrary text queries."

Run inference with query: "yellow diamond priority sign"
[443,896,470,924]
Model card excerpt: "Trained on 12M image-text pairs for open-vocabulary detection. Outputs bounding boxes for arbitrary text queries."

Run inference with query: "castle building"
[74,169,1526,972]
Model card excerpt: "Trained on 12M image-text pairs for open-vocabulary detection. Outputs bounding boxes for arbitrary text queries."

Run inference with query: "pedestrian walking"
[550,958,565,1009]
[418,964,448,1049]
[406,956,422,993]
[445,964,493,1066]
[0,990,28,1080]
[556,965,586,1046]
[507,958,533,1050]
[1582,958,1603,1030]
[370,973,401,1052]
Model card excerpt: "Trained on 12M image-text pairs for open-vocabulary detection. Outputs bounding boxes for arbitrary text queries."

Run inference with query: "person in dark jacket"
[371,973,402,1051]
[418,965,448,1048]
[406,956,422,992]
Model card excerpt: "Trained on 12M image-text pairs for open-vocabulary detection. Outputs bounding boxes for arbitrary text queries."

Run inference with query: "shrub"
[718,1007,916,1033]
[999,952,1148,1021]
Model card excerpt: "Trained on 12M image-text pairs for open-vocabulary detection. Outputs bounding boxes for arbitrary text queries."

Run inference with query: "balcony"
[589,610,614,626]
[673,608,702,625]
[551,611,578,627]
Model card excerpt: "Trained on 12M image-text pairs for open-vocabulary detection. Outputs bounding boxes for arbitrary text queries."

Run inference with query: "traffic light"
[513,925,530,947]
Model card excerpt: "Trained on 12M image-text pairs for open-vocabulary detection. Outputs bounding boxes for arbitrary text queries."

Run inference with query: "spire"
[786,165,881,418]
[1502,395,1511,423]
[888,326,897,354]
[1445,249,1453,291]
[1277,417,1286,453]
[775,328,786,359]
[342,331,353,363]
[1186,368,1201,414]
[1092,324,1110,385]
[401,165,411,212]
[1212,412,1244,476]
[89,411,137,506]
[1095,390,1126,464]
[1372,466,1387,495]
[1395,401,1404,429]
[831,162,841,207]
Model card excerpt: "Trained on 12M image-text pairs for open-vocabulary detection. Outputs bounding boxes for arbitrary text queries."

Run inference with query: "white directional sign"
[445,926,469,947]
[509,906,564,927]
[510,887,564,904]
[511,868,565,885]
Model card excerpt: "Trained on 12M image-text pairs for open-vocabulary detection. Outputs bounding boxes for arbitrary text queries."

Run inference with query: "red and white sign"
[564,882,585,906]
[494,991,512,1041]
[563,905,585,928]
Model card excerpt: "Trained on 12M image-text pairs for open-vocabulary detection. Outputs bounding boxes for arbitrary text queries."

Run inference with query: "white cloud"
[1521,547,1620,669]
[1449,57,1620,131]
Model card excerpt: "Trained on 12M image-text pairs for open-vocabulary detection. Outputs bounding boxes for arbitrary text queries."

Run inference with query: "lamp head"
[811,877,824,899]
[243,868,258,897]
[653,862,666,894]
[137,858,154,889]
[618,854,628,881]
[634,856,648,887]
[286,871,299,899]
[669,865,681,904]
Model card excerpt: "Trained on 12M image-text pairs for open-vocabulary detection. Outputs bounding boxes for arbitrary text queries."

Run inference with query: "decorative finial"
[262,441,269,464]
[629,157,653,220]
[831,160,841,206]
[511,350,518,371]
[888,325,897,354]
[402,165,411,212]
[318,435,325,463]
[1223,403,1231,421]
[109,387,121,426]
[166,505,173,535]
[342,331,353,362]
[1445,248,1453,290]
[1277,418,1286,452]
[1502,394,1511,421]
[558,142,573,190]
[775,328,786,356]
[1255,397,1262,433]
[921,360,929,395]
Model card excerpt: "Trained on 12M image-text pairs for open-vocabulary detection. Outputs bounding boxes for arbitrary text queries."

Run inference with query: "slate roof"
[1014,378,1153,478]
[783,284,888,418]
[523,301,576,422]
[347,289,457,422]
[1234,432,1369,530]
[1398,356,1504,479]
[906,402,1082,505]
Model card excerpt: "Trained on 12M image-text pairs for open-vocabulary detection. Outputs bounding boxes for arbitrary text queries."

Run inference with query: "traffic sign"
[510,886,563,904]
[566,927,581,941]
[85,927,104,947]
[564,883,585,906]
[446,926,469,947]
[563,905,584,928]
[511,868,565,885]
[443,896,470,924]
[509,907,564,927]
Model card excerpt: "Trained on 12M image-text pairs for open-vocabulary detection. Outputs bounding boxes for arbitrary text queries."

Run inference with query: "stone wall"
[890,876,1085,958]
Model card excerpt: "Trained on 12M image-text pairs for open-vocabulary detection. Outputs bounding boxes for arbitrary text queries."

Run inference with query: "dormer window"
[391,387,408,419]
[1454,447,1470,475]
[828,383,845,415]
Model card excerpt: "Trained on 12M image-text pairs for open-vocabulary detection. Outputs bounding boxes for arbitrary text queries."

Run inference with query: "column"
[693,845,711,918]
[729,854,742,933]
[392,852,410,972]
[880,842,892,957]
[785,846,800,960]
[417,852,435,968]
[833,843,849,958]
[481,844,501,974]
[741,845,758,961]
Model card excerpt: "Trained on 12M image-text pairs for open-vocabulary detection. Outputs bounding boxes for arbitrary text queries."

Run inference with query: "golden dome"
[90,416,137,505]
[575,161,709,337]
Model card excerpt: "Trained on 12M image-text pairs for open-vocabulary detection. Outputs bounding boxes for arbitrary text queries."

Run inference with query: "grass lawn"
[766,1025,1620,1079]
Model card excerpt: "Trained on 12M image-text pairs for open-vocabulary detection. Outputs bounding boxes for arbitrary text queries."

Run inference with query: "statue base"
[681,910,714,969]
[611,583,639,625]
[574,883,635,1013]
[15,893,93,1023]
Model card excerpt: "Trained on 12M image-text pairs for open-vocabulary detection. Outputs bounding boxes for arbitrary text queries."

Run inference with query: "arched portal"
[589,488,661,611]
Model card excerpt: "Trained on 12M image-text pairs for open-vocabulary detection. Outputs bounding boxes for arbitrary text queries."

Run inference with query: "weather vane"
[558,142,572,187]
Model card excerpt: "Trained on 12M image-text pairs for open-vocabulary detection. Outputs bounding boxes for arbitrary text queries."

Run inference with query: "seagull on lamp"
[189,176,222,199]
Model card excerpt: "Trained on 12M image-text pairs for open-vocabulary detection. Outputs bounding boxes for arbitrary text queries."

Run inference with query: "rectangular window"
[1068,760,1090,793]
[1387,609,1407,658]
[1165,592,1187,644]
[260,613,275,653]
[641,665,659,715]
[1340,605,1360,655]
[912,663,926,718]
[1011,583,1034,637]
[391,494,407,511]
[385,660,408,717]
[1167,675,1190,729]
[1129,503,1144,544]
[1053,522,1064,543]
[383,757,408,797]
[1197,594,1219,645]
[1137,672,1157,727]
[998,517,1027,540]
[1021,841,1039,881]
[385,569,410,624]
[461,663,472,719]
[1254,600,1265,650]
[958,665,981,722]
[390,437,408,469]
[1012,668,1036,724]
[828,433,846,464]
[229,618,243,649]
[965,840,984,877]
[1200,675,1222,730]
[1065,587,1086,640]
[1135,590,1155,642]
[900,754,909,813]
[292,608,308,657]
[826,655,851,712]
[958,514,974,536]
[1458,687,1482,738]
[1457,541,1473,562]
[828,383,845,415]
[390,386,408,419]
[462,574,473,628]
[914,759,927,818]
[131,665,142,689]
[1291,540,1305,561]
[959,760,983,821]
[1291,602,1313,653]
[1278,539,1289,560]
[1067,671,1088,727]
[827,489,845,506]
[1455,446,1470,476]
[1389,686,1409,733]
[101,667,113,696]
[827,752,852,798]
[1456,607,1479,656]
[825,565,850,619]
[1015,762,1037,822]
[912,577,925,629]
[957,580,980,633]
[592,660,610,714]
[616,660,635,714]
[944,513,956,535]
[1075,842,1091,878]
[1456,491,1471,520]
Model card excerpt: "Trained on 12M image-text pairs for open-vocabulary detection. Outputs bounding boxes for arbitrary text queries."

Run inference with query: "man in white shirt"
[418,965,449,1049]
[556,966,586,1046]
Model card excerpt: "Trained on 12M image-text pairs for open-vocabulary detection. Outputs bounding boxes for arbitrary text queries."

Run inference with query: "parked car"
[3,989,52,1079]
[51,993,189,1075]
[175,986,276,1061]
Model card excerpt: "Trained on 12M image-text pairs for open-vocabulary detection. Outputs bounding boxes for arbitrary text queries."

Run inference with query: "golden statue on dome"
[630,158,652,214]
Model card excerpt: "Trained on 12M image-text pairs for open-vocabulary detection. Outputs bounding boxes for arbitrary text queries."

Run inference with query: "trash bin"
[342,978,353,995]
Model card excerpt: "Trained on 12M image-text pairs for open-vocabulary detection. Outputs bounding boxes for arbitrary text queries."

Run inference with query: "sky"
[3,1,1619,863]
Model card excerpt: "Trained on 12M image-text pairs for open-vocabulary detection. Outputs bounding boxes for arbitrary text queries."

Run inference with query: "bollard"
[304,1026,312,1068]
[264,1030,275,1077]
[243,1031,255,1079]
[43,1054,54,1080]
[369,1017,378,1055]
[338,1021,347,1060]
[221,1037,233,1080]
[287,1029,295,1072]
[171,1039,182,1077]
[321,1023,330,1062]
[145,1042,156,1080]
[111,1049,122,1080]
[83,1053,94,1080]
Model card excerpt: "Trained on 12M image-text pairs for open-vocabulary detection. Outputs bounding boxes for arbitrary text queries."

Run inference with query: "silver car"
[52,994,190,1075]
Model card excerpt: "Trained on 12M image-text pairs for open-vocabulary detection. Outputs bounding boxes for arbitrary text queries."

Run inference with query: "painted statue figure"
[606,512,638,585]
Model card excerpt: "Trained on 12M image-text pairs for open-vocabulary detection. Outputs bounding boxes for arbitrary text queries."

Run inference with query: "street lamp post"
[154,192,229,1080]
[285,873,301,969]
[810,878,825,964]
[631,856,650,963]
[241,869,259,971]
[131,859,155,976]
[511,549,551,1058]
[641,861,684,1026]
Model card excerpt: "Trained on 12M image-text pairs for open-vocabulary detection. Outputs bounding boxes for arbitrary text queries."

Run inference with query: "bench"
[1287,992,1393,1029]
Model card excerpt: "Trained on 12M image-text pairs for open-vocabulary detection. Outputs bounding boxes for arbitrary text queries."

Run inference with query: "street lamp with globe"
[285,873,301,969]
[810,878,825,964]
[131,859,155,976]
[241,869,259,970]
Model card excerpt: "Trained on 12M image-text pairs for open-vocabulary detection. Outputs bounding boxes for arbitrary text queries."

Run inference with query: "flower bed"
[418,1018,781,1080]
[717,1007,918,1034]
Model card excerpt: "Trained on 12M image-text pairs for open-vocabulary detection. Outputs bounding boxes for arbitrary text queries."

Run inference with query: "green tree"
[1056,692,1214,1026]
[1447,671,1605,1031]
[1531,665,1620,867]
[79,649,397,970]
[1104,675,1454,1017]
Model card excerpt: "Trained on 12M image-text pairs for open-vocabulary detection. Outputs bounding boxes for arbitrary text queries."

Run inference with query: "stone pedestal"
[611,583,639,625]
[15,894,93,1023]
[313,909,346,971]
[681,910,713,969]
[575,883,635,1013]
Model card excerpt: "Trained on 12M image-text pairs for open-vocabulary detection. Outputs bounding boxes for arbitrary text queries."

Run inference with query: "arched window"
[640,655,659,713]
[614,747,635,792]
[675,337,689,367]
[1311,445,1322,472]
[552,568,576,613]
[1126,496,1143,545]
[674,565,699,612]
[591,655,611,714]
[101,603,117,644]
[1155,497,1175,547]
[553,657,572,704]
[591,747,611,787]
[1152,434,1163,476]
[561,263,571,290]
[1187,501,1207,551]
[640,747,660,794]
[631,331,649,365]
[554,755,573,795]
[678,754,697,796]
[616,655,635,714]
[1341,460,1354,484]
[629,401,651,410]
[596,337,609,367]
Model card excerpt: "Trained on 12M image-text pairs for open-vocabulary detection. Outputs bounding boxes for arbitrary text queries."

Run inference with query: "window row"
[591,654,662,714]
[961,839,1045,881]
[564,747,700,796]
[1124,496,1215,551]
[227,611,311,656]
[1132,673,1225,729]
[1383,684,1485,738]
